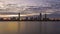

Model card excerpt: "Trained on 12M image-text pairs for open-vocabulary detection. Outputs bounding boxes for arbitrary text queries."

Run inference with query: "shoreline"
[0,20,60,21]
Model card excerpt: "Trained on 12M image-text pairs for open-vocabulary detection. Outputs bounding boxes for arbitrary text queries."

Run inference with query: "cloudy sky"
[0,0,60,17]
[0,0,59,6]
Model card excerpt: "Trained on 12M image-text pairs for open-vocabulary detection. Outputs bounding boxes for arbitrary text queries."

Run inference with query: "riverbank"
[0,20,60,21]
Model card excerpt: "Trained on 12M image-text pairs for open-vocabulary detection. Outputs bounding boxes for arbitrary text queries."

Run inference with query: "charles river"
[0,21,60,34]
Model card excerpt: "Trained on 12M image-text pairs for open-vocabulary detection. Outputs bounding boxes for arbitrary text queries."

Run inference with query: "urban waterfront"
[0,0,60,34]
[0,21,60,34]
[0,13,60,21]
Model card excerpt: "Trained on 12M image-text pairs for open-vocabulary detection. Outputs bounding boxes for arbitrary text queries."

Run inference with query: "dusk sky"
[0,0,60,6]
[0,0,60,17]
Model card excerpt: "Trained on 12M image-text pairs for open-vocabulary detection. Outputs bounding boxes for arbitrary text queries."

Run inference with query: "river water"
[0,21,60,34]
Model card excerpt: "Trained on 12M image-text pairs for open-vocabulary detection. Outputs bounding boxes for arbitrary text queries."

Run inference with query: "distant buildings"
[0,13,60,21]
[23,13,60,21]
[21,13,41,21]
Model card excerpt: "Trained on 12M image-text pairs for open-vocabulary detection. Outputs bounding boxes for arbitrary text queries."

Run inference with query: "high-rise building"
[45,14,47,19]
[18,13,20,21]
[39,13,42,20]
[25,17,28,20]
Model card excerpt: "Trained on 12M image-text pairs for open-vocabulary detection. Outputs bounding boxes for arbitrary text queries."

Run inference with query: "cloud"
[0,0,60,15]
[0,0,60,7]
[0,0,51,6]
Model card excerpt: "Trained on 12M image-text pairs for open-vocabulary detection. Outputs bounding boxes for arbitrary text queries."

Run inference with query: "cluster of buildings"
[0,13,60,21]
[0,13,20,21]
[0,17,19,21]
[21,13,49,21]
[21,13,60,21]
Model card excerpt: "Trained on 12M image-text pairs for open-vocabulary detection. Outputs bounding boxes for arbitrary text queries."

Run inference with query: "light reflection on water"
[0,21,60,34]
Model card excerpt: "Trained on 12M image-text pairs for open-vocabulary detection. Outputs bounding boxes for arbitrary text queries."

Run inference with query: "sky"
[0,0,60,6]
[0,0,60,17]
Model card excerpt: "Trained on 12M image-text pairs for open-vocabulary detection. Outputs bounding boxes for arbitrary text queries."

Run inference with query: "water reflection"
[0,21,41,34]
[0,21,60,34]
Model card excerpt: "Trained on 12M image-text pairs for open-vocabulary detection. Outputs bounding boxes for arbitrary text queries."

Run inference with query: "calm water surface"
[0,21,60,34]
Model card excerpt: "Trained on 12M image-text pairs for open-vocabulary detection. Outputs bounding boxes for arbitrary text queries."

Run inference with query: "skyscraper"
[45,14,47,20]
[39,13,42,20]
[18,13,20,21]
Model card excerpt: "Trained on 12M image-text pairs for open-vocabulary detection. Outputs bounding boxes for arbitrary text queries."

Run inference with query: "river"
[0,21,60,34]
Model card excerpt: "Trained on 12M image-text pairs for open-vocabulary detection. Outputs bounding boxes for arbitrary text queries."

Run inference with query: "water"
[0,21,60,34]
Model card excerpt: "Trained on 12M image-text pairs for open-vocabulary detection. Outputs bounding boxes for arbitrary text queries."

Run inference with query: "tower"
[45,14,47,20]
[39,13,42,20]
[18,13,20,21]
